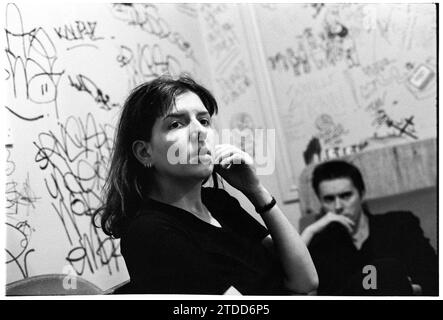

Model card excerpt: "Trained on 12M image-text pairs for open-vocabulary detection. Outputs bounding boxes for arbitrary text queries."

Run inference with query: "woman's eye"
[169,121,182,129]
[199,118,211,126]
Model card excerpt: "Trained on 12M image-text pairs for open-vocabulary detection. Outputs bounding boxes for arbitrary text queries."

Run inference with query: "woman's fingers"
[214,144,251,166]
[219,154,244,169]
[214,147,234,164]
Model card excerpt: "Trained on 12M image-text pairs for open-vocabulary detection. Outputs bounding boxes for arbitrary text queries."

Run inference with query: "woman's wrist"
[244,184,273,209]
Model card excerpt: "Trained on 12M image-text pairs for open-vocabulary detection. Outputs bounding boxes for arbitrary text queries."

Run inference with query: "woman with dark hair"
[94,75,318,295]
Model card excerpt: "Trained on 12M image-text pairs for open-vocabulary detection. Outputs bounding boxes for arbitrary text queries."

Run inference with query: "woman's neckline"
[144,188,224,230]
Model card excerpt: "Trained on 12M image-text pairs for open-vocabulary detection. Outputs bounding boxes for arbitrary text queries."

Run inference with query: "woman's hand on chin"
[213,144,262,195]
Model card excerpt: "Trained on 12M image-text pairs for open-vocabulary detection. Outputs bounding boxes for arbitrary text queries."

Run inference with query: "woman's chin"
[183,162,214,178]
[196,162,214,175]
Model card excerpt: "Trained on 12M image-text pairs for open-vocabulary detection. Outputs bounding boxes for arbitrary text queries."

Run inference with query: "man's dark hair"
[312,160,365,196]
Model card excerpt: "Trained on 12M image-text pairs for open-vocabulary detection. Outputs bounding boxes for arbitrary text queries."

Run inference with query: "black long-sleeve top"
[120,187,286,295]
[308,210,438,296]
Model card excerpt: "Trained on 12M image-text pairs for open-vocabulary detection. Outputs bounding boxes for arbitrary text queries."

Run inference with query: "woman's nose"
[189,119,207,141]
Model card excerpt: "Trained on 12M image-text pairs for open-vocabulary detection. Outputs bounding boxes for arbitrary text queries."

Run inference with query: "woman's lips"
[190,147,213,164]
[196,146,211,156]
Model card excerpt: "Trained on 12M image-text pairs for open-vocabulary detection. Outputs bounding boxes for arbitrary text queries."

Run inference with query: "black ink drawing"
[5,3,65,119]
[230,113,255,158]
[268,7,360,77]
[5,106,45,121]
[199,3,248,105]
[68,74,120,111]
[307,3,325,19]
[200,4,239,67]
[175,4,198,19]
[323,141,368,161]
[116,44,182,89]
[373,110,418,140]
[54,20,104,42]
[6,175,40,216]
[303,137,322,165]
[303,136,369,165]
[6,221,35,279]
[315,113,349,145]
[110,3,196,62]
[33,113,121,276]
[6,145,16,176]
[215,60,251,105]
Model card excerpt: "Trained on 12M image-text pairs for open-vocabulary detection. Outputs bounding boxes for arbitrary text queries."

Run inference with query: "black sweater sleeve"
[308,222,358,295]
[398,211,438,295]
[205,188,269,241]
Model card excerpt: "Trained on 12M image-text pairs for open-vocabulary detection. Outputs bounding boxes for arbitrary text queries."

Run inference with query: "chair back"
[6,274,104,296]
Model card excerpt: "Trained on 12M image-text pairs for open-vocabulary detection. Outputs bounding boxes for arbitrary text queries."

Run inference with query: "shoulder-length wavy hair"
[94,75,219,238]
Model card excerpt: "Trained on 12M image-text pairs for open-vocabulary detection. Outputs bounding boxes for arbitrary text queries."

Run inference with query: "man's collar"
[352,211,370,250]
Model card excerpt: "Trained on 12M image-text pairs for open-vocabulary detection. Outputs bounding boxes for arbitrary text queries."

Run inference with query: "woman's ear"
[132,140,152,166]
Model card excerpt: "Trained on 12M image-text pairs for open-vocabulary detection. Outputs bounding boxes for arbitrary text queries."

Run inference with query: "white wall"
[4,3,437,292]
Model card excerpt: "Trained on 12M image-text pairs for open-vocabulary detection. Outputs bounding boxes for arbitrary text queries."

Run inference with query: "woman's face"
[148,91,215,181]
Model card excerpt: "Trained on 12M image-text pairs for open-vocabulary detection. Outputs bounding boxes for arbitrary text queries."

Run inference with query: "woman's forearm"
[300,225,316,245]
[245,185,318,294]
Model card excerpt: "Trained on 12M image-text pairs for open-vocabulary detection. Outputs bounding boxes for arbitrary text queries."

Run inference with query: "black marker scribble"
[175,4,198,19]
[33,113,121,275]
[199,4,240,67]
[6,221,35,279]
[5,3,65,119]
[307,3,325,18]
[66,44,99,51]
[68,74,120,111]
[323,141,369,161]
[54,21,104,42]
[215,59,251,106]
[6,145,16,176]
[303,136,369,165]
[303,137,322,165]
[5,105,45,121]
[315,113,349,145]
[359,60,434,102]
[198,4,250,105]
[6,173,41,215]
[6,142,41,217]
[268,8,360,77]
[110,3,196,62]
[268,46,311,77]
[373,110,418,139]
[117,44,182,88]
[260,4,277,11]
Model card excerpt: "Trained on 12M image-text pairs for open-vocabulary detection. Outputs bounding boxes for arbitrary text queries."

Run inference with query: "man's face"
[317,177,364,225]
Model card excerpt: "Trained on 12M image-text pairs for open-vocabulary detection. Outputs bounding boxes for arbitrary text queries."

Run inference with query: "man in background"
[301,160,438,295]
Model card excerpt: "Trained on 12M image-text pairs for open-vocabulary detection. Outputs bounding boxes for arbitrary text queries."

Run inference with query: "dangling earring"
[145,162,152,169]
